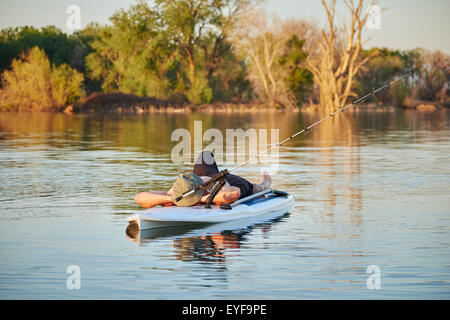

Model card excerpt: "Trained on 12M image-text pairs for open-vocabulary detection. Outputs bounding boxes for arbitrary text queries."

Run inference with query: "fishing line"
[176,72,412,202]
[229,71,412,172]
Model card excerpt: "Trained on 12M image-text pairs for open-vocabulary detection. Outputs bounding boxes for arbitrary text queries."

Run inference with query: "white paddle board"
[127,191,294,230]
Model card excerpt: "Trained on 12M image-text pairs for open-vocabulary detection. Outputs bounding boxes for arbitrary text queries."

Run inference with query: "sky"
[0,0,449,54]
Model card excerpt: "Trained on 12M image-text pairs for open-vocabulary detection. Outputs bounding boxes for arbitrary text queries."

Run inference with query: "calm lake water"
[0,108,449,299]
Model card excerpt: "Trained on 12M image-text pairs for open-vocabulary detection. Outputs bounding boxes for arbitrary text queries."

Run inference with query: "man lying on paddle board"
[135,150,272,208]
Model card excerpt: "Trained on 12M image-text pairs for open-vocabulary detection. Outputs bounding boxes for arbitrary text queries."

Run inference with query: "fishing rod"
[176,72,412,205]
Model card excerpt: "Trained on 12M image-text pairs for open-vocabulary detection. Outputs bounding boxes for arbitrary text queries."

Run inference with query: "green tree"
[0,26,75,73]
[0,46,84,111]
[279,35,313,106]
[356,48,406,104]
[155,0,252,103]
[85,2,178,98]
[84,0,252,104]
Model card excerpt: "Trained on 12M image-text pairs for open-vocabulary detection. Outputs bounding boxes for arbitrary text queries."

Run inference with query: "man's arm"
[200,186,240,205]
[134,191,173,208]
[134,185,240,208]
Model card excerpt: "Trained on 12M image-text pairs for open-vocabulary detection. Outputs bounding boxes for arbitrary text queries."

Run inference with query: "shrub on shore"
[0,46,84,111]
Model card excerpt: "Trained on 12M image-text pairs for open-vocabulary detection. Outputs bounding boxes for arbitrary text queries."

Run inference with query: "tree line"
[0,0,448,112]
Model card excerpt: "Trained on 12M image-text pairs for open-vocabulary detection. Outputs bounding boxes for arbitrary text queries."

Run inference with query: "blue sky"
[0,0,449,53]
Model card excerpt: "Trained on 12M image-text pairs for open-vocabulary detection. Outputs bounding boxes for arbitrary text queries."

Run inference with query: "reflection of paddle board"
[127,190,294,231]
[125,211,292,246]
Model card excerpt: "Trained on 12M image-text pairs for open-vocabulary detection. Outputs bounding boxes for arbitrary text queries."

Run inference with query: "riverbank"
[64,92,297,114]
[2,91,448,114]
[61,92,450,114]
[66,94,449,114]
[401,97,449,111]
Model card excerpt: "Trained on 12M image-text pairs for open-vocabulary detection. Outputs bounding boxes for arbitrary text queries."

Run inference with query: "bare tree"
[280,17,320,55]
[416,50,450,103]
[307,0,378,115]
[231,9,289,106]
[232,9,316,107]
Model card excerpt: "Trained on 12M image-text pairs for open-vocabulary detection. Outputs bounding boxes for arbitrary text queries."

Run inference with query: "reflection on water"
[174,232,243,263]
[0,108,449,299]
[314,114,363,236]
[125,213,290,264]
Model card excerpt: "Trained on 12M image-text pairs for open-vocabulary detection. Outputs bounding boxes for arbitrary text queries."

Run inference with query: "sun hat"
[171,172,204,206]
